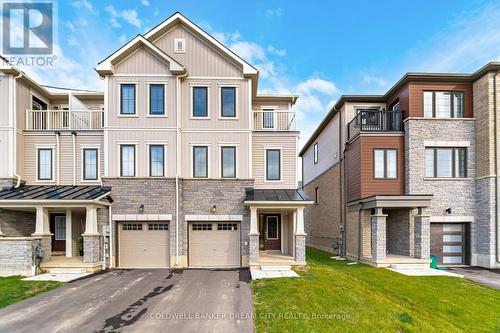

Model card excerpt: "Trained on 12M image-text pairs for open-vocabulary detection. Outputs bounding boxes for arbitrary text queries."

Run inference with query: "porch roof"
[347,194,433,210]
[244,188,313,205]
[0,185,111,201]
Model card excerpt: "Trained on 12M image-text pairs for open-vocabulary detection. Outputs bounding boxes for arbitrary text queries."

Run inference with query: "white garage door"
[189,222,240,268]
[118,222,170,268]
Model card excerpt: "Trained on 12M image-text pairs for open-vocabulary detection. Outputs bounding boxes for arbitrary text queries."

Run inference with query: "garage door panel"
[189,223,240,268]
[119,222,170,268]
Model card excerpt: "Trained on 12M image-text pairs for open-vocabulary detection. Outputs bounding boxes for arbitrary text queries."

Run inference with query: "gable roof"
[95,35,185,76]
[143,12,258,76]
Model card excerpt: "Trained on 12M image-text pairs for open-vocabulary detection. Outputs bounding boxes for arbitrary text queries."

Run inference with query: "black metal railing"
[347,110,403,141]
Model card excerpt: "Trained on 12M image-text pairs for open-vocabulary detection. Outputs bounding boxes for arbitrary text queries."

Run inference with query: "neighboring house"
[300,62,500,269]
[0,12,311,276]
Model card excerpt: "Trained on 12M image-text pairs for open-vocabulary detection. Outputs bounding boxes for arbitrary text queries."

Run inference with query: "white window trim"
[147,143,167,178]
[118,143,138,178]
[80,145,101,183]
[174,37,186,53]
[190,143,211,178]
[264,147,283,182]
[218,85,239,120]
[260,106,278,130]
[35,146,55,183]
[424,140,470,147]
[117,82,139,118]
[146,81,168,118]
[190,84,211,120]
[219,145,238,179]
[313,142,318,164]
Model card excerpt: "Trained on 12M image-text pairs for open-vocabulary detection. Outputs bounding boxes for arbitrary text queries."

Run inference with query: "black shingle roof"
[0,185,111,200]
[245,188,311,202]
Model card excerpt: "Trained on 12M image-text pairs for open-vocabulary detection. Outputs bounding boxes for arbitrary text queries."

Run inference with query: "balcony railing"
[253,111,296,131]
[347,110,403,141]
[26,110,104,131]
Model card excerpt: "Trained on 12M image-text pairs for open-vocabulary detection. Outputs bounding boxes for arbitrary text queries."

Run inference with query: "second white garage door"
[189,222,240,268]
[118,222,170,268]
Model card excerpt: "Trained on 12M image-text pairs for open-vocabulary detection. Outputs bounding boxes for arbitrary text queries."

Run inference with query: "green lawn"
[252,247,500,333]
[0,276,63,309]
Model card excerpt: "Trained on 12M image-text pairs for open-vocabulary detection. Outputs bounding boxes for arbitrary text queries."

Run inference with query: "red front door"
[50,214,66,252]
[264,215,281,250]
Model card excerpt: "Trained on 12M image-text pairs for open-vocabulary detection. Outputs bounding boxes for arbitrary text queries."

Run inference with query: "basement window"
[174,38,186,53]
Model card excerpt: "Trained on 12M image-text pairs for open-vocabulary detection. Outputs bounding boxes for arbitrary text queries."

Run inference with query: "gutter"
[175,70,188,267]
[494,71,500,264]
[12,73,23,187]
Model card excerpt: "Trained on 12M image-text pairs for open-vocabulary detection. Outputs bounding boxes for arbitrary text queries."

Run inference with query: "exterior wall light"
[139,204,144,213]
[212,205,217,213]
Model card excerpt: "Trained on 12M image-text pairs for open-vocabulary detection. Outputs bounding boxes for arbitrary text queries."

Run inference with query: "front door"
[264,215,281,250]
[50,214,66,251]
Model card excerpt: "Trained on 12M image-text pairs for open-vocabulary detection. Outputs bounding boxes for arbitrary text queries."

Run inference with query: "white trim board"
[429,216,474,223]
[185,215,242,221]
[112,214,173,221]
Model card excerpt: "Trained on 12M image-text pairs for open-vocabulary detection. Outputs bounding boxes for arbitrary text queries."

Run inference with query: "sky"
[8,0,500,148]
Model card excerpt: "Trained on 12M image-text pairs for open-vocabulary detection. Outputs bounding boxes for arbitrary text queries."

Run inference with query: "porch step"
[390,263,429,270]
[43,267,87,274]
[260,265,292,271]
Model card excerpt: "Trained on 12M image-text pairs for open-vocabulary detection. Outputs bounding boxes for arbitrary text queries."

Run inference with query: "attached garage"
[118,222,170,268]
[189,222,240,268]
[430,223,470,265]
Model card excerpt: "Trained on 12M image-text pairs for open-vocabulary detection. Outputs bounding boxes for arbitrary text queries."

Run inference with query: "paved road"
[0,269,254,333]
[448,267,500,290]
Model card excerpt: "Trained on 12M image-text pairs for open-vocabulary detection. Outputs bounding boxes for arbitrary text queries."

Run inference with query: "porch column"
[0,212,4,236]
[414,208,430,259]
[294,207,306,263]
[65,208,72,258]
[371,208,387,261]
[32,206,52,261]
[82,205,100,263]
[249,207,259,262]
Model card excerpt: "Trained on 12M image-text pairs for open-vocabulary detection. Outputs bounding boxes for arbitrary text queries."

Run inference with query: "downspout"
[12,73,23,187]
[175,70,188,267]
[357,201,363,261]
[72,131,77,185]
[339,111,346,257]
[494,72,500,264]
[107,203,113,269]
[55,131,60,185]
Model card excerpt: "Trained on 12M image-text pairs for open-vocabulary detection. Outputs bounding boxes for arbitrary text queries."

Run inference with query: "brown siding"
[346,135,405,202]
[387,83,409,119]
[408,82,473,118]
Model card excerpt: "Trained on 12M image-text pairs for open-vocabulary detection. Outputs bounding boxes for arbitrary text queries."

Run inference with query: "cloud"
[72,0,97,14]
[118,34,127,44]
[408,2,500,72]
[361,74,387,87]
[141,0,150,6]
[105,6,142,29]
[267,45,286,57]
[265,8,283,18]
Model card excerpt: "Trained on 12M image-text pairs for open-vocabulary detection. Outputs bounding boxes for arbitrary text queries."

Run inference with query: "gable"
[114,47,170,75]
[152,24,243,77]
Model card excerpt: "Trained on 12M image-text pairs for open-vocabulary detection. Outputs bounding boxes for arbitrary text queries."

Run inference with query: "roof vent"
[174,38,185,53]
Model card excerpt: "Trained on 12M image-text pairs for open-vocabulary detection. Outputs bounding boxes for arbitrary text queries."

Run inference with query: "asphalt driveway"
[0,269,254,333]
[448,267,500,290]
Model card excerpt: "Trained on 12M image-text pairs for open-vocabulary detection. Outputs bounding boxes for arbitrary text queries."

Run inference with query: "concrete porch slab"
[22,272,92,282]
[387,267,464,277]
[250,267,299,280]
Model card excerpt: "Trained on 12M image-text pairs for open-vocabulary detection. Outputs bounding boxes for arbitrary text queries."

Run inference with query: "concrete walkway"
[0,269,254,333]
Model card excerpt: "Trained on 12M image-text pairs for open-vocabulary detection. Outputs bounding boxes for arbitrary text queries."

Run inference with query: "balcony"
[253,111,296,131]
[347,110,403,141]
[26,110,104,131]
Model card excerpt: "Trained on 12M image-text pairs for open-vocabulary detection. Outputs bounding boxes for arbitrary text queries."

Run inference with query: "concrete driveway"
[0,269,254,333]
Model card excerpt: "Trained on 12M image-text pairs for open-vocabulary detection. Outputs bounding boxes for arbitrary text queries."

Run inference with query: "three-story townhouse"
[0,13,311,276]
[300,62,500,269]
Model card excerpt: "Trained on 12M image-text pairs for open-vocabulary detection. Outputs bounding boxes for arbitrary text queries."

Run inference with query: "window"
[148,223,169,230]
[315,187,319,205]
[32,96,47,110]
[122,223,142,231]
[193,146,208,178]
[193,87,208,117]
[262,109,275,129]
[120,145,135,177]
[38,148,53,180]
[174,37,185,53]
[120,84,136,114]
[217,223,238,231]
[192,223,212,231]
[266,149,281,181]
[423,91,464,118]
[374,149,397,179]
[313,143,318,164]
[221,87,236,117]
[266,216,278,239]
[425,147,467,178]
[149,145,164,177]
[54,216,66,240]
[221,146,236,178]
[149,84,165,115]
[83,148,98,180]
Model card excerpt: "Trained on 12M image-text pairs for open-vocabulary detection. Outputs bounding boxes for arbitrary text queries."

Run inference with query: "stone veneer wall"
[386,209,411,256]
[303,163,341,253]
[345,208,371,259]
[0,238,36,276]
[0,209,36,236]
